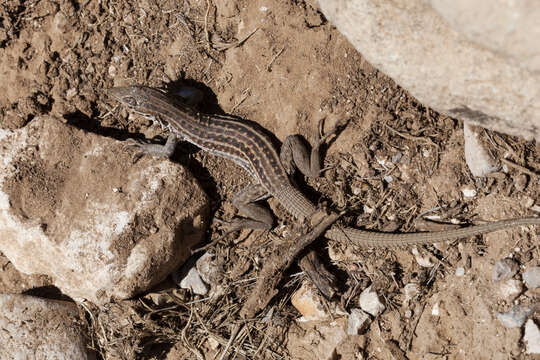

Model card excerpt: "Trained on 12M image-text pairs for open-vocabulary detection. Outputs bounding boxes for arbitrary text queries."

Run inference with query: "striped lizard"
[108,85,540,247]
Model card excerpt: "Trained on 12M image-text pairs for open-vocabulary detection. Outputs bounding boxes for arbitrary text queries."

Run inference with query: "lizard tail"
[325,217,540,248]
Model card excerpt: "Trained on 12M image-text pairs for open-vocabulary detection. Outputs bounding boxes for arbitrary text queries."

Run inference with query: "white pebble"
[359,286,386,317]
[347,308,371,335]
[461,187,477,198]
[463,123,498,177]
[496,305,535,328]
[455,267,465,276]
[524,319,540,354]
[179,267,208,295]
[497,279,523,301]
[523,267,540,289]
[492,258,519,281]
[431,302,440,316]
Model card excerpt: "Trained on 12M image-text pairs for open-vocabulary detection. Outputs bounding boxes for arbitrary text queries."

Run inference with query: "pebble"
[403,283,419,304]
[523,267,540,289]
[291,282,329,321]
[497,279,523,301]
[179,267,208,295]
[461,186,477,198]
[359,286,386,317]
[347,308,371,335]
[455,267,465,276]
[492,258,520,281]
[524,319,540,354]
[513,174,528,191]
[496,305,535,328]
[411,247,435,267]
[431,302,440,316]
[463,123,498,177]
[196,252,219,286]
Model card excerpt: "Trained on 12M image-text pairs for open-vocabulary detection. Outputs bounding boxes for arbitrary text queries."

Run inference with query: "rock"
[524,320,540,354]
[347,308,371,335]
[523,267,540,289]
[463,124,498,177]
[403,283,419,305]
[492,258,519,281]
[291,282,329,321]
[196,252,220,286]
[431,302,440,316]
[317,0,540,140]
[411,247,435,267]
[359,286,386,317]
[461,186,477,199]
[179,267,208,295]
[0,117,209,303]
[287,318,348,360]
[496,279,523,301]
[496,305,535,328]
[513,174,528,192]
[0,294,93,359]
[455,267,465,277]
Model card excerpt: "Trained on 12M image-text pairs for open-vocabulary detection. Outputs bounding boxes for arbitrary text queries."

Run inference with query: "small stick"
[240,211,341,319]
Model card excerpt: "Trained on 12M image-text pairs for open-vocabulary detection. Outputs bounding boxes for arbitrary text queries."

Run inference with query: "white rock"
[497,279,523,301]
[492,258,519,281]
[0,294,92,359]
[179,267,208,295]
[496,305,535,328]
[291,282,329,321]
[359,286,386,317]
[0,117,209,303]
[317,0,540,140]
[523,267,540,289]
[524,320,540,354]
[196,252,220,286]
[463,124,498,177]
[404,283,419,304]
[461,186,477,198]
[431,302,440,316]
[455,267,465,276]
[411,247,435,267]
[347,308,371,335]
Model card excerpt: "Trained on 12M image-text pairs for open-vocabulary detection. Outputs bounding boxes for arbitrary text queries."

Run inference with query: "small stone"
[497,279,523,301]
[291,282,329,321]
[496,305,535,328]
[359,286,386,317]
[513,174,528,192]
[492,258,519,281]
[463,124,498,177]
[431,302,440,316]
[196,252,220,286]
[403,283,419,304]
[455,267,465,276]
[179,267,208,295]
[411,247,435,267]
[524,320,540,354]
[523,267,540,289]
[461,186,477,198]
[347,308,371,335]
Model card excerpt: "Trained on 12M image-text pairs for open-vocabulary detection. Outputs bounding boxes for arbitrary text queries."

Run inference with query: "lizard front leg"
[228,183,274,231]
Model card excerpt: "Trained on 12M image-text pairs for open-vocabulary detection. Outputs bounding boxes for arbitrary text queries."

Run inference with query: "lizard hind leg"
[280,118,342,178]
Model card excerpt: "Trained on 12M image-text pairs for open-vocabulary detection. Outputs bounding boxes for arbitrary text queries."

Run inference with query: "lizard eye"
[122,96,138,107]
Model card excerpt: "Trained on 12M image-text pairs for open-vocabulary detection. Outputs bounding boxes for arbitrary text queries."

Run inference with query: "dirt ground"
[1,0,539,359]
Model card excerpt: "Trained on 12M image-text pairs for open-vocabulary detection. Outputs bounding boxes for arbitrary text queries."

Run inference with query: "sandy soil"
[1,0,539,359]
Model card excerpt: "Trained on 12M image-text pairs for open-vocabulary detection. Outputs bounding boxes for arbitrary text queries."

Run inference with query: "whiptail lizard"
[108,85,540,247]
